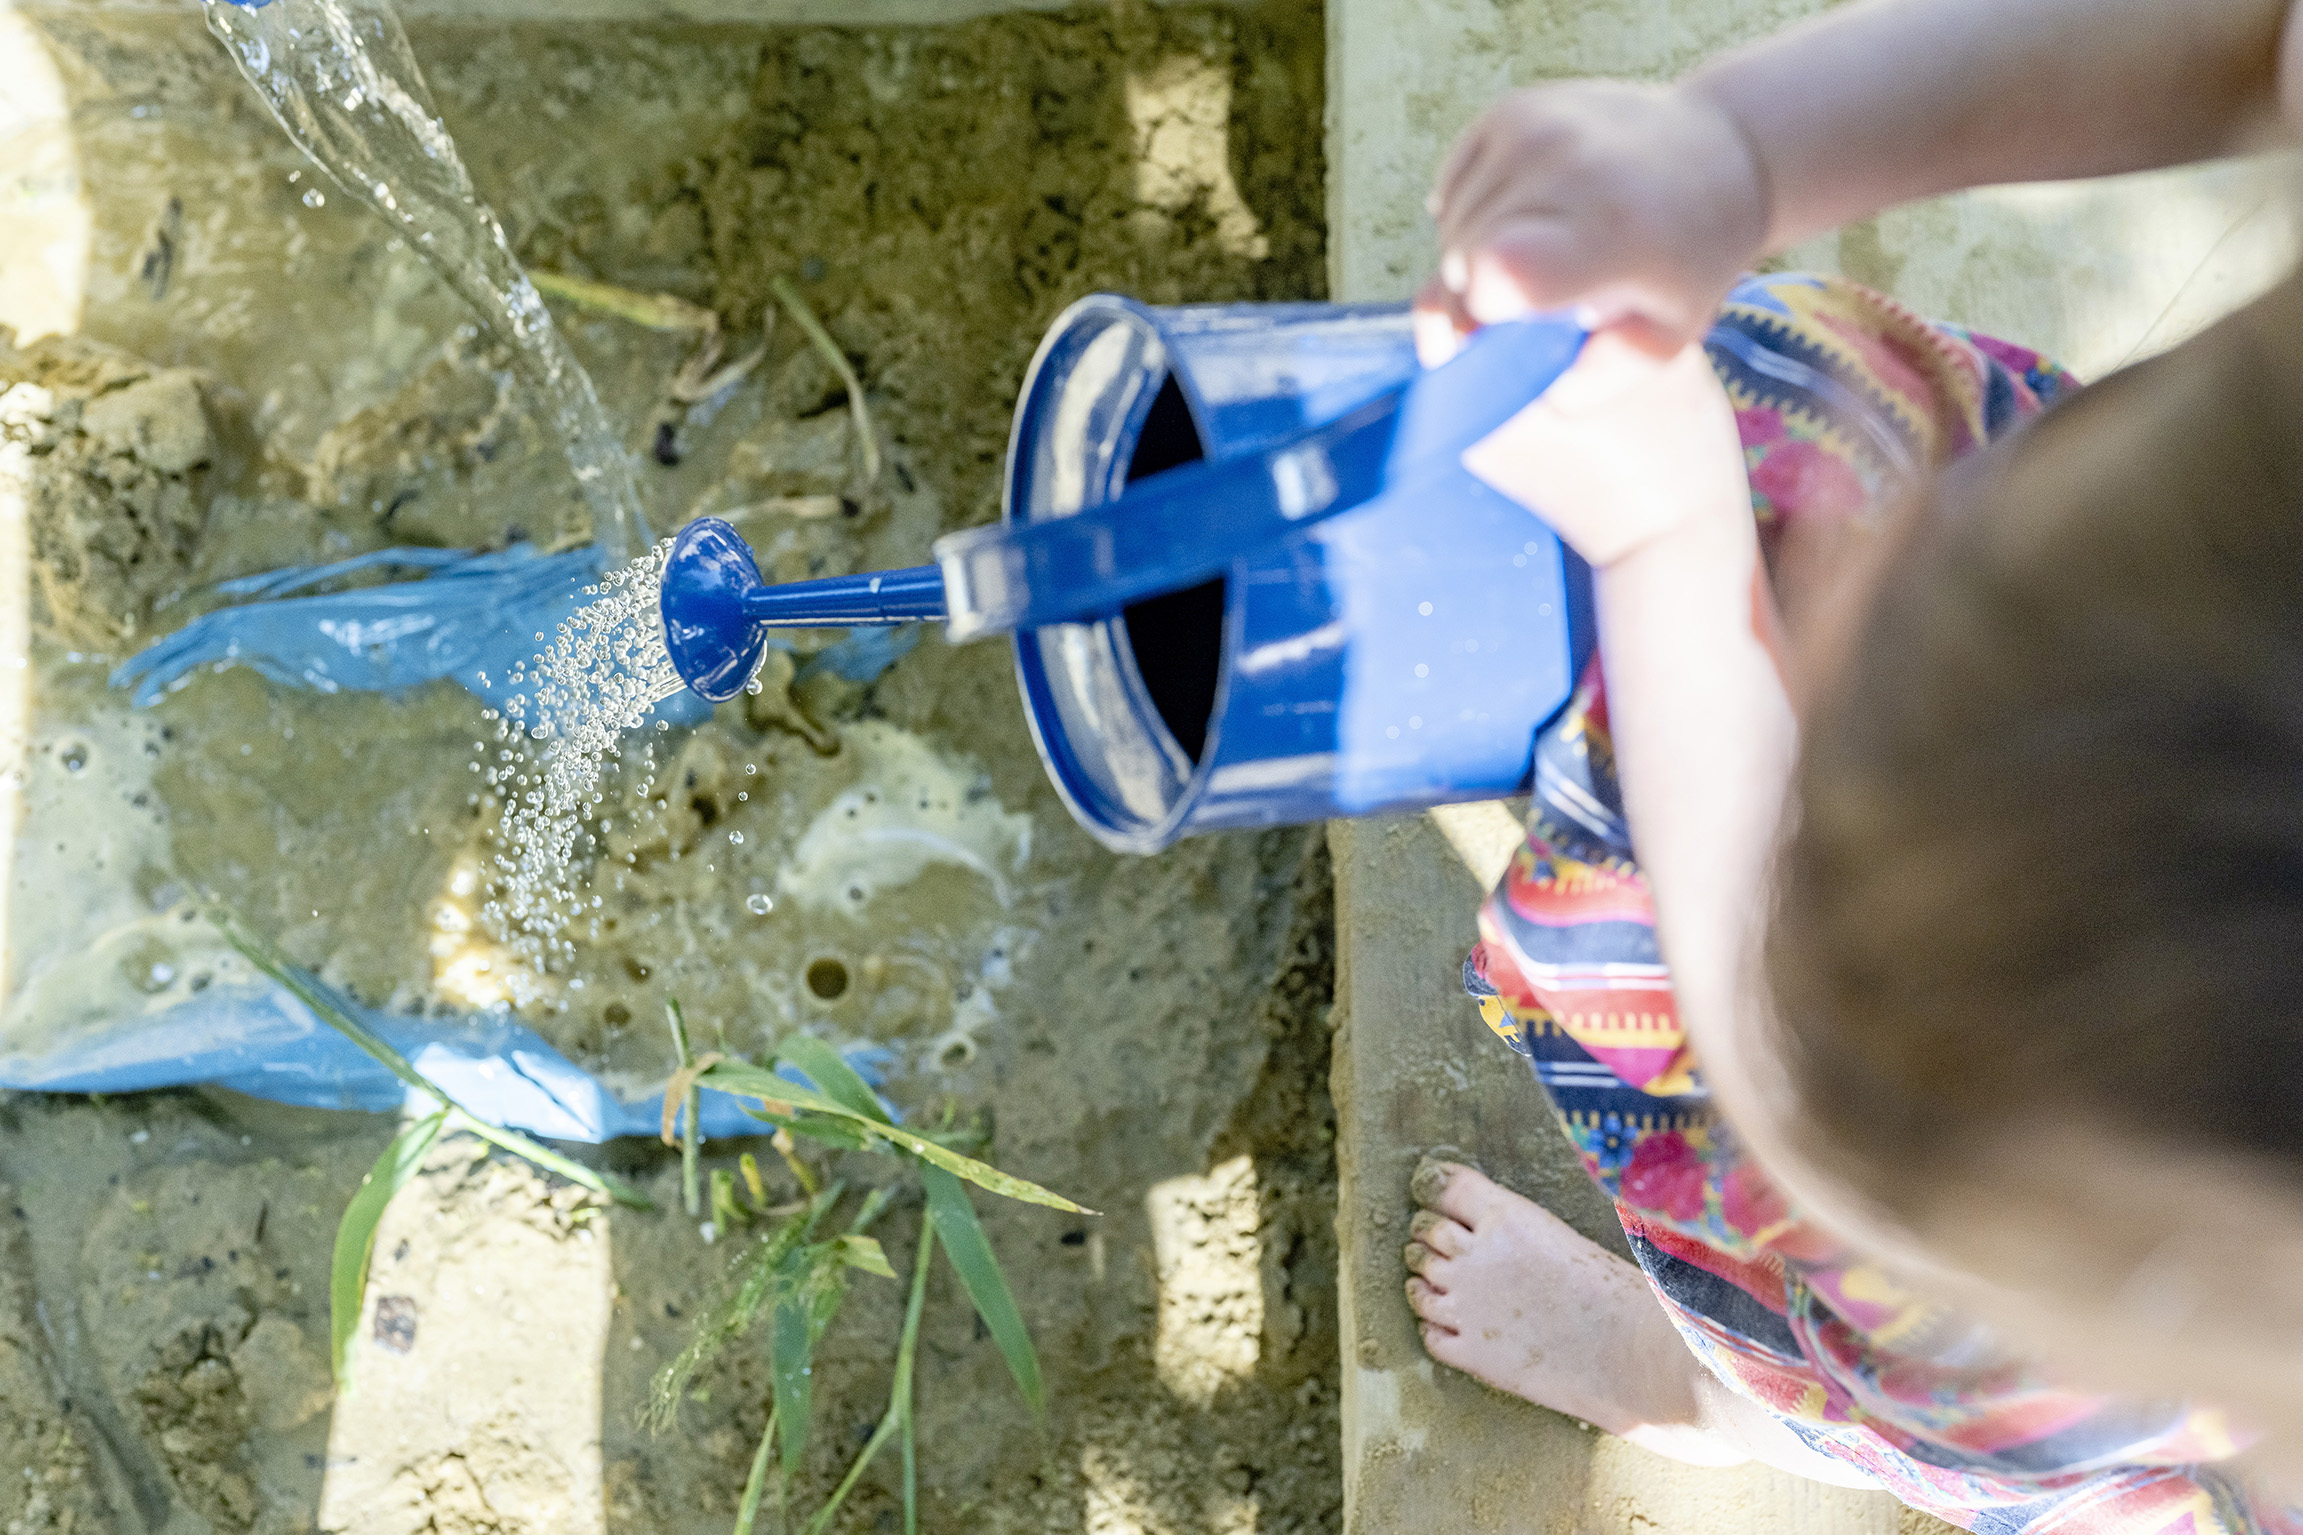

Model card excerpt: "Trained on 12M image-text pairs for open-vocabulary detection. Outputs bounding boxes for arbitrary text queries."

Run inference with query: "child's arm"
[1423,0,2301,345]
[1461,329,1800,1160]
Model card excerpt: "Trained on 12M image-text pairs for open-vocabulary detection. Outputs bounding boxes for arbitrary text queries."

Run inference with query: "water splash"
[203,0,649,561]
[481,539,685,960]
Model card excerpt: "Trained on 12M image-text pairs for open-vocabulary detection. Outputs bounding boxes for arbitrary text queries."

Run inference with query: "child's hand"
[1460,327,1747,570]
[1414,81,1769,363]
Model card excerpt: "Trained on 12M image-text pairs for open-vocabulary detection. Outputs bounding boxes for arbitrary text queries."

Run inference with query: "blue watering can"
[662,298,1594,854]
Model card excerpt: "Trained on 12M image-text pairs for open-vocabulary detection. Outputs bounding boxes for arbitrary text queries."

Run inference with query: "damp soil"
[0,8,1340,1534]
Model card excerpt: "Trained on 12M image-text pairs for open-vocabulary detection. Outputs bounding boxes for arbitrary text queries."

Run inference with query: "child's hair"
[1767,266,2303,1210]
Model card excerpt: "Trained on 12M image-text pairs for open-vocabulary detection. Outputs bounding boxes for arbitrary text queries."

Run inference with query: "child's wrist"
[1673,76,1777,259]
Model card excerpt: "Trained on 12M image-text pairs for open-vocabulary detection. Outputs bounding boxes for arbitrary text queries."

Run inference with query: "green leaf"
[215,907,436,1100]
[770,1241,852,1477]
[775,1036,890,1123]
[743,1104,871,1153]
[845,1185,895,1237]
[330,1110,446,1387]
[699,1061,1093,1215]
[922,1164,1044,1417]
[826,1234,895,1279]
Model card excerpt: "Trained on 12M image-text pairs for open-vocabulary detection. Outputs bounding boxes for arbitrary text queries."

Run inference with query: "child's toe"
[1407,1209,1471,1256]
[1404,1273,1458,1328]
[1409,1153,1466,1208]
[1424,1161,1514,1229]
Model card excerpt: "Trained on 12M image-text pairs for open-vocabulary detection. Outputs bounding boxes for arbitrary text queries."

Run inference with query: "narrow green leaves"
[776,1035,889,1123]
[699,1059,1093,1215]
[826,1233,894,1279]
[922,1164,1043,1418]
[329,1109,445,1388]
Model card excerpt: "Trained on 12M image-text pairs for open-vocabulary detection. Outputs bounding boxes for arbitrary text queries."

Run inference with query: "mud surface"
[1,8,1338,1533]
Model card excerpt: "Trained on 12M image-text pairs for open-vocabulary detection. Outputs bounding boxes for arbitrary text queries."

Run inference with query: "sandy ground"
[0,7,1341,1532]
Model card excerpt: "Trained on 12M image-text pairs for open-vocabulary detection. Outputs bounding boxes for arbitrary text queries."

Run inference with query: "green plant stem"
[901,1221,930,1535]
[800,1220,936,1535]
[216,904,650,1209]
[769,274,880,491]
[667,1000,703,1217]
[450,1110,649,1210]
[733,1404,779,1535]
[531,269,715,333]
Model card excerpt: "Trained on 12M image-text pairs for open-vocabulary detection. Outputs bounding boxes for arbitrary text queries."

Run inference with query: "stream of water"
[202,0,718,961]
[203,0,650,562]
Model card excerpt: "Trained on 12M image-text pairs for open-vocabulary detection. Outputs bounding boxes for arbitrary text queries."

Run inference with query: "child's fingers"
[1431,102,1532,228]
[1432,91,1585,250]
[1429,114,1491,222]
[1449,220,1603,323]
[1411,276,1473,366]
[1434,146,1569,273]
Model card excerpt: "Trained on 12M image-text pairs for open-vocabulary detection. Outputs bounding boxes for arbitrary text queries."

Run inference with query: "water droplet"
[747,894,773,916]
[59,743,87,773]
[728,830,744,845]
[301,188,326,209]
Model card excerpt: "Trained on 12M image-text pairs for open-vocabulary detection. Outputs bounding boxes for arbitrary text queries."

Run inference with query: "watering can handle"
[933,314,1588,641]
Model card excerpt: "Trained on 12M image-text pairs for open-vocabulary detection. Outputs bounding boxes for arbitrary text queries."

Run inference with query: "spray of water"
[479,540,691,961]
[203,0,649,561]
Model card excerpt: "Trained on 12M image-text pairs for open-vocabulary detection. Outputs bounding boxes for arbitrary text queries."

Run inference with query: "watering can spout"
[659,516,946,703]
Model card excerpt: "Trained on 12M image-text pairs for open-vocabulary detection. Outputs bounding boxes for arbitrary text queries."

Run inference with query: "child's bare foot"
[1403,1157,1698,1433]
[1404,1157,1885,1484]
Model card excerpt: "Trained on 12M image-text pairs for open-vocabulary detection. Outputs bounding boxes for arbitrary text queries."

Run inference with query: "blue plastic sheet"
[113,541,714,725]
[0,969,893,1140]
[4,541,924,1140]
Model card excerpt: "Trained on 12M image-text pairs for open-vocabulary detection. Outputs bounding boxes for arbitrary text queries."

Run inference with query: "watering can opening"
[1006,294,1596,855]
[1115,376,1224,765]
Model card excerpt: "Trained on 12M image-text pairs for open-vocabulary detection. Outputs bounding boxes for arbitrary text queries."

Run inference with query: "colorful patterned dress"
[1464,272,2298,1534]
